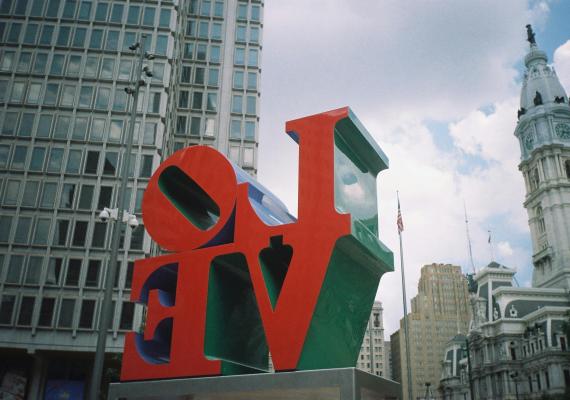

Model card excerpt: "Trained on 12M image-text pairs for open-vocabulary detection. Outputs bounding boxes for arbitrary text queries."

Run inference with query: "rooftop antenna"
[464,201,476,274]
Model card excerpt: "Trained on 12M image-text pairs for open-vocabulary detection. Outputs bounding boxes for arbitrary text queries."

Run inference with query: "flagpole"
[397,191,413,400]
[488,230,495,262]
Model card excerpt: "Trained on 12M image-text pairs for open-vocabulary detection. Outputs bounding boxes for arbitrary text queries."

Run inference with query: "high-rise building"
[383,340,392,380]
[357,301,387,377]
[515,25,570,290]
[390,331,402,384]
[0,0,263,397]
[393,263,471,400]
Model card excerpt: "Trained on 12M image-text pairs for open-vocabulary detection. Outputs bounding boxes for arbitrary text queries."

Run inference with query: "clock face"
[555,123,570,140]
[524,134,534,150]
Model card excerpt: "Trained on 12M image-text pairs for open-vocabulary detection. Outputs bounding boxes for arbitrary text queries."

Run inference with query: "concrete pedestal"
[108,368,401,400]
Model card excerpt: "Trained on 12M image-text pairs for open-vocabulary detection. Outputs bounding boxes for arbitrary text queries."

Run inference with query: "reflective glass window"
[143,123,156,145]
[236,25,246,42]
[232,95,242,113]
[212,23,222,40]
[197,44,207,60]
[95,2,108,21]
[67,55,81,76]
[0,295,16,325]
[43,83,59,105]
[60,86,75,107]
[66,150,82,173]
[57,26,71,46]
[119,302,134,330]
[73,117,88,140]
[4,180,21,205]
[190,117,200,136]
[140,155,153,178]
[54,116,70,138]
[234,48,245,65]
[78,185,94,210]
[62,0,78,18]
[143,7,155,26]
[106,30,119,51]
[46,0,61,17]
[109,120,123,142]
[91,119,105,141]
[39,25,54,45]
[85,260,101,287]
[53,220,69,246]
[210,46,220,63]
[248,49,258,67]
[59,184,75,208]
[97,186,112,210]
[25,257,43,284]
[72,221,88,246]
[14,217,32,244]
[7,23,22,43]
[32,219,50,246]
[37,115,52,137]
[2,112,19,135]
[113,90,127,111]
[110,3,124,23]
[101,58,114,79]
[208,68,219,86]
[91,223,106,247]
[6,255,24,283]
[78,299,95,328]
[46,258,62,286]
[159,9,170,27]
[29,147,46,171]
[58,299,75,327]
[207,93,217,112]
[10,82,25,103]
[118,60,131,80]
[0,52,14,71]
[22,181,39,207]
[230,120,241,139]
[194,68,205,84]
[38,298,55,327]
[72,27,86,47]
[0,215,13,242]
[84,151,99,173]
[245,121,255,140]
[247,72,257,90]
[103,152,118,176]
[23,24,38,44]
[127,5,140,24]
[40,182,57,208]
[89,29,103,49]
[50,55,65,75]
[17,52,32,73]
[27,83,42,104]
[251,5,261,22]
[214,1,223,17]
[246,96,256,115]
[65,259,81,286]
[17,297,35,326]
[79,86,93,107]
[156,35,168,56]
[12,146,27,169]
[47,148,64,172]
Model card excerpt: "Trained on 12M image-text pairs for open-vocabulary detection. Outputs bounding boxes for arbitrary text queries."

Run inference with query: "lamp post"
[88,34,153,400]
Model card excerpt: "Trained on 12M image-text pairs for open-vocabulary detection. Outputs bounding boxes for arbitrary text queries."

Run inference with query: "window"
[22,181,39,207]
[245,121,255,140]
[248,49,258,67]
[230,120,241,139]
[190,117,201,136]
[85,151,100,174]
[66,150,82,174]
[47,148,64,172]
[192,92,203,110]
[79,300,96,328]
[17,52,32,72]
[78,185,94,210]
[127,5,140,24]
[60,86,75,107]
[176,116,186,134]
[2,112,18,135]
[38,298,55,327]
[6,255,24,283]
[33,53,47,74]
[232,95,243,113]
[79,1,91,19]
[0,51,14,71]
[92,222,106,248]
[65,259,82,286]
[53,219,69,246]
[535,205,546,234]
[7,23,22,43]
[246,96,256,115]
[144,123,156,145]
[119,60,132,80]
[72,221,88,246]
[58,299,75,328]
[234,48,245,65]
[135,188,144,213]
[101,58,115,79]
[207,93,217,112]
[24,24,39,44]
[46,258,63,285]
[208,68,219,86]
[73,117,88,140]
[41,182,58,208]
[59,183,75,208]
[54,116,71,139]
[29,147,46,171]
[237,4,247,19]
[119,302,135,330]
[247,72,257,90]
[210,46,220,63]
[143,7,156,26]
[4,180,21,205]
[14,217,32,244]
[89,29,103,49]
[0,216,13,242]
[40,25,54,45]
[529,167,540,191]
[130,225,144,250]
[0,295,16,325]
[199,21,209,38]
[12,146,27,169]
[565,160,570,179]
[196,44,207,60]
[103,152,118,176]
[181,66,191,83]
[25,257,43,285]
[10,82,25,103]
[72,27,86,47]
[125,262,134,288]
[204,118,215,137]
[140,155,153,178]
[156,35,168,56]
[97,186,112,210]
[95,2,108,21]
[95,87,110,110]
[17,297,35,326]
[110,3,124,23]
[57,26,71,46]
[79,86,94,108]
[32,219,51,245]
[212,23,222,40]
[184,43,194,59]
[251,5,261,22]
[85,260,101,287]
[113,90,128,112]
[44,83,59,105]
[148,93,161,113]
[243,148,254,166]
[178,91,189,108]
[236,25,246,42]
[106,30,119,51]
[62,0,78,18]
[194,67,205,84]
[250,27,260,44]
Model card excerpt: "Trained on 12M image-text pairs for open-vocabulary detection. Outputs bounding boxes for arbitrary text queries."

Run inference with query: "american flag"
[397,198,404,233]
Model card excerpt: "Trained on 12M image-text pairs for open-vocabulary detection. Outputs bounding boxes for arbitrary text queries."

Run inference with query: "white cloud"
[554,40,570,90]
[257,1,568,338]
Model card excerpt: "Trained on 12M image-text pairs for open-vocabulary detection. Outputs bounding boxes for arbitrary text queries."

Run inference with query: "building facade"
[439,27,570,400]
[393,263,471,400]
[0,0,263,398]
[357,301,387,377]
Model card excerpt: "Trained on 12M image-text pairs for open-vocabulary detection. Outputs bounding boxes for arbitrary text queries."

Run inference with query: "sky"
[255,0,570,339]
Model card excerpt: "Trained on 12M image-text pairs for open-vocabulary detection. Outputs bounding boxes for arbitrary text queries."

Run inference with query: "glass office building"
[0,0,263,397]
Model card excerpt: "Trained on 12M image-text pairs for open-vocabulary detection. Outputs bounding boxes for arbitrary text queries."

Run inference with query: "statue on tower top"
[526,24,536,45]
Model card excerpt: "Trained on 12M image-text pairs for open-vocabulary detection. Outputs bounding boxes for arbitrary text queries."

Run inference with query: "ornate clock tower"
[515,25,570,288]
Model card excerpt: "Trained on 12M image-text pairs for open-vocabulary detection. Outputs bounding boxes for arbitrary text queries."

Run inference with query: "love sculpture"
[121,107,394,380]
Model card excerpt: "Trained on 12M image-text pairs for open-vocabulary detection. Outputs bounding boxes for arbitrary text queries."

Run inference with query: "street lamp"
[510,372,520,400]
[88,34,154,400]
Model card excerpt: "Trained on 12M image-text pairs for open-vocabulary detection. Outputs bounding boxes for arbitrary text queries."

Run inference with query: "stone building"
[439,26,570,400]
[357,301,388,377]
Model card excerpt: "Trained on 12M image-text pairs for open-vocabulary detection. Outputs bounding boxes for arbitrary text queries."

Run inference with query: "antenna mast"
[464,201,476,274]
